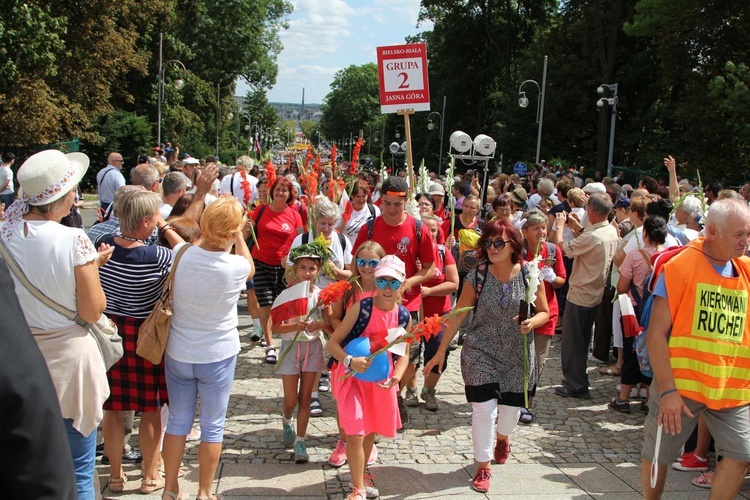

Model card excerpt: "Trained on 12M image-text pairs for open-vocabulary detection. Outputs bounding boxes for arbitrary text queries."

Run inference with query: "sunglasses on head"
[356,258,380,268]
[375,278,402,290]
[483,239,510,250]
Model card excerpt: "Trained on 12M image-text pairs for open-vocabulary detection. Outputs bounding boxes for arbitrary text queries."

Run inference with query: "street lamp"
[427,96,446,175]
[226,101,242,163]
[517,55,548,166]
[157,32,187,148]
[597,83,619,178]
[394,124,405,140]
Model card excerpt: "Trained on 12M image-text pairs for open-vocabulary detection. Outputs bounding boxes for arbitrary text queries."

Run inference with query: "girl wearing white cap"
[328,255,412,500]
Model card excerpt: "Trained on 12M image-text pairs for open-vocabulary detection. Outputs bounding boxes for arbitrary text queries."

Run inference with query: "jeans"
[64,418,97,500]
[165,354,237,442]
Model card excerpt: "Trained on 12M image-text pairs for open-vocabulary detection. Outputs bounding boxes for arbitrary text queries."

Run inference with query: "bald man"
[97,152,126,210]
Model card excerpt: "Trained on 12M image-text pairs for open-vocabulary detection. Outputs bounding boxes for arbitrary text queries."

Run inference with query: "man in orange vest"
[641,199,750,499]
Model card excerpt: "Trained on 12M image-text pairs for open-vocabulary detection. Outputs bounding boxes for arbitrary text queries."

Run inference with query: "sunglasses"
[375,278,402,290]
[483,239,510,250]
[356,258,380,268]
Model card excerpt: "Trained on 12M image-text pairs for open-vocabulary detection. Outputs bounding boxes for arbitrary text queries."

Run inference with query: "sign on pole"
[376,43,431,114]
[513,162,527,176]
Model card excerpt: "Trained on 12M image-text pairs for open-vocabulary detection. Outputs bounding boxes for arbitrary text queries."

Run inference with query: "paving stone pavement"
[98,299,750,499]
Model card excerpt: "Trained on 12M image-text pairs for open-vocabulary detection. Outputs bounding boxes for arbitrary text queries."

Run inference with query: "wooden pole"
[398,108,415,195]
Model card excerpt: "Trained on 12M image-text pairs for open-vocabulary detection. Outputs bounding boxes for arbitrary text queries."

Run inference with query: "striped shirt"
[99,235,172,319]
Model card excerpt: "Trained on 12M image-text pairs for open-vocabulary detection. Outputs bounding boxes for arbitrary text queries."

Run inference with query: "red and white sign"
[376,43,431,114]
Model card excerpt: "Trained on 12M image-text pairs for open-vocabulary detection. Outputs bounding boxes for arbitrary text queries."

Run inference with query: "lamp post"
[517,55,548,166]
[215,84,221,157]
[597,83,619,178]
[427,96,446,175]
[394,124,405,140]
[242,115,252,153]
[226,101,242,163]
[157,33,186,148]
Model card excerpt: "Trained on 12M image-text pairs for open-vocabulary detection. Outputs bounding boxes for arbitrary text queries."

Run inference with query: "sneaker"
[310,397,323,416]
[282,422,295,448]
[672,451,709,472]
[294,441,309,463]
[329,440,347,467]
[494,438,511,464]
[318,373,331,393]
[404,387,419,407]
[397,395,409,424]
[609,397,630,413]
[249,323,262,342]
[346,487,366,500]
[472,467,492,492]
[367,444,378,466]
[348,475,379,499]
[421,387,439,411]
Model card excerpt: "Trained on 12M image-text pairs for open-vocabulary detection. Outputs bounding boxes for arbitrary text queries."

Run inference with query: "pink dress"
[332,302,402,437]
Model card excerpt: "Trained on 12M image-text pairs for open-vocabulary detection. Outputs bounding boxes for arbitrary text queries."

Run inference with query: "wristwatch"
[343,355,353,368]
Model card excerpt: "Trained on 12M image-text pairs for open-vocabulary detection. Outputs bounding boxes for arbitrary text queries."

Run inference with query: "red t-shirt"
[524,242,566,335]
[251,204,303,266]
[422,245,456,317]
[353,215,436,312]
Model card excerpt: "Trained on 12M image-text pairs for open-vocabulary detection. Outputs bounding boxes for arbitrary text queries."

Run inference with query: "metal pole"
[215,84,220,157]
[349,132,353,162]
[235,106,241,164]
[535,55,547,166]
[438,95,446,176]
[157,33,163,147]
[607,83,618,178]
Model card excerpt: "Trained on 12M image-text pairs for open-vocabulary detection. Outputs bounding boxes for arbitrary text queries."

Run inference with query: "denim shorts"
[164,354,237,443]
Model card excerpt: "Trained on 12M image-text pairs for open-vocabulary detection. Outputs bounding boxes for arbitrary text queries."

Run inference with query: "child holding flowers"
[328,255,412,500]
[271,240,332,463]
[328,240,386,468]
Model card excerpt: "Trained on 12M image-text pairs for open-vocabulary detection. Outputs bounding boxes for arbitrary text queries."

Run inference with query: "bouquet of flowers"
[446,154,456,234]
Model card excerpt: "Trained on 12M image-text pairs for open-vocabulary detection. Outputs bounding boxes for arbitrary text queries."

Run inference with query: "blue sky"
[236,0,432,104]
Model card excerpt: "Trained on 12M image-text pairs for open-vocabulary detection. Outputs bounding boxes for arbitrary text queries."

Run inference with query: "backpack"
[327,296,410,368]
[455,219,484,275]
[634,246,688,377]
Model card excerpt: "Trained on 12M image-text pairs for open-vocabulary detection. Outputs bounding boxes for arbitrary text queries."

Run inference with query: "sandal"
[264,346,277,364]
[691,471,713,489]
[162,491,189,500]
[519,407,534,424]
[196,495,223,500]
[598,365,621,376]
[140,477,165,494]
[108,475,127,493]
[260,338,268,348]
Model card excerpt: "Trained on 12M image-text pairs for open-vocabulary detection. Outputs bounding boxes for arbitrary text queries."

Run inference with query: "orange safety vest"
[664,239,750,410]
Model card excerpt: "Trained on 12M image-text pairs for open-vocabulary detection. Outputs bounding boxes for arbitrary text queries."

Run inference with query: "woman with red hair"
[249,177,304,364]
[424,220,549,493]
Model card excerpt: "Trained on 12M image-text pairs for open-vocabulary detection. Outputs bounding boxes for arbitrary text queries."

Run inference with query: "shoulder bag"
[136,243,191,364]
[0,239,123,370]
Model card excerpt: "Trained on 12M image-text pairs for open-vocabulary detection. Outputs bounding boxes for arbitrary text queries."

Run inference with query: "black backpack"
[301,231,347,254]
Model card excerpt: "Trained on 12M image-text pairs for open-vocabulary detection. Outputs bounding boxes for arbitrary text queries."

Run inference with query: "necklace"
[117,234,147,244]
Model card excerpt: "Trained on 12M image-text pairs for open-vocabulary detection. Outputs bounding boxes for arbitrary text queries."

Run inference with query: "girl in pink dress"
[328,241,386,468]
[328,255,411,500]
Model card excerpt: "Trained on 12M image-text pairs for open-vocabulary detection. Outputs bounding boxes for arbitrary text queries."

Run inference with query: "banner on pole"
[377,43,430,114]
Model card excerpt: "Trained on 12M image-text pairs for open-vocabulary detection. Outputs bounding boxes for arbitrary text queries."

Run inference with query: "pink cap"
[374,255,406,281]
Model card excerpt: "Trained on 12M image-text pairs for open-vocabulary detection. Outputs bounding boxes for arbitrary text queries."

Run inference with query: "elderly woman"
[161,197,254,500]
[98,189,184,494]
[0,150,111,500]
[425,220,548,494]
[250,177,304,364]
[340,180,380,246]
[285,197,352,287]
[490,195,513,223]
[519,210,566,423]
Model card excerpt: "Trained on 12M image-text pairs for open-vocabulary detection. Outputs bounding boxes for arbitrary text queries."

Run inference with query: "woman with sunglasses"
[424,220,549,494]
[328,241,385,469]
[328,255,412,500]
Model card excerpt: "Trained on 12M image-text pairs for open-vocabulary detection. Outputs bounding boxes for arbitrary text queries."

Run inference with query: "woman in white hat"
[0,149,113,500]
[428,182,448,220]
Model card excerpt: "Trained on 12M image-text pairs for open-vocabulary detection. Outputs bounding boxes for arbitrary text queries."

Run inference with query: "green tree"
[319,64,381,144]
[299,120,320,145]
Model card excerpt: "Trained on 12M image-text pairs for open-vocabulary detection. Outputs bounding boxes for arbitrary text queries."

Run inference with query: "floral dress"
[462,266,536,406]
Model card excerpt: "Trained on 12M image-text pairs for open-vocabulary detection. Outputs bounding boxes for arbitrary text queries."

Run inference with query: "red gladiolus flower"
[318,280,352,306]
[265,159,276,186]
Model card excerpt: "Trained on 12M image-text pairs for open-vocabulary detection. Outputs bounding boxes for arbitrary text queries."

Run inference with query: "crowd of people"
[1,146,749,500]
